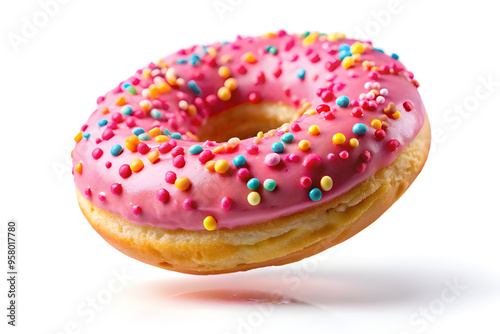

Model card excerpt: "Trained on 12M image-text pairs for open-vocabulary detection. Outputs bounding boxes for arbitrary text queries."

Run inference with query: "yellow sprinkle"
[203,216,217,231]
[257,131,264,138]
[221,55,232,63]
[371,119,382,129]
[305,109,317,116]
[247,192,261,206]
[130,159,144,173]
[74,132,83,143]
[205,161,216,172]
[75,162,82,174]
[186,131,199,141]
[101,108,109,114]
[214,160,229,174]
[147,150,160,163]
[148,127,162,138]
[175,177,190,191]
[218,66,231,79]
[125,135,140,152]
[320,176,333,191]
[303,31,319,46]
[224,78,238,91]
[326,32,346,42]
[298,140,310,151]
[242,52,257,64]
[115,96,127,106]
[349,138,359,148]
[332,133,346,145]
[342,56,354,69]
[392,110,401,119]
[350,42,364,54]
[217,87,232,101]
[142,68,151,78]
[308,125,320,136]
[157,59,168,68]
[155,135,169,143]
[139,100,152,112]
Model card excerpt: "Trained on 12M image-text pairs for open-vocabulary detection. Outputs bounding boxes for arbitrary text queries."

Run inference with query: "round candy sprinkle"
[130,159,144,172]
[188,145,203,155]
[352,123,368,135]
[297,68,306,80]
[300,176,312,187]
[131,205,142,215]
[138,133,150,141]
[214,160,229,174]
[175,177,190,191]
[119,164,132,178]
[336,96,350,107]
[332,133,346,145]
[263,179,276,191]
[173,155,186,168]
[110,144,123,156]
[264,153,280,166]
[308,125,320,136]
[217,87,231,101]
[247,192,261,206]
[247,178,260,190]
[156,188,169,203]
[233,155,246,167]
[271,142,285,153]
[98,193,106,201]
[349,138,359,148]
[165,171,176,184]
[387,139,400,151]
[221,197,232,210]
[126,135,140,151]
[121,105,133,116]
[203,216,217,231]
[281,133,294,143]
[309,188,322,201]
[110,183,122,195]
[320,176,333,191]
[298,140,310,151]
[74,162,83,174]
[92,148,103,160]
[132,128,145,136]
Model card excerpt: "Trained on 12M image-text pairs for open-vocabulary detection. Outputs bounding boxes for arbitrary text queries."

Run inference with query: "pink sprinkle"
[92,148,103,160]
[137,142,150,155]
[255,71,266,85]
[105,161,112,169]
[111,112,123,123]
[173,155,185,168]
[325,59,340,72]
[361,150,372,162]
[183,198,196,211]
[165,171,177,184]
[98,193,106,201]
[387,139,400,151]
[96,96,105,104]
[339,151,349,159]
[303,154,321,168]
[237,168,250,182]
[237,65,247,74]
[285,154,300,162]
[356,162,367,173]
[221,197,232,210]
[274,68,282,78]
[310,54,321,63]
[119,164,132,178]
[300,176,312,187]
[95,138,102,144]
[159,142,172,154]
[198,150,215,164]
[369,71,380,80]
[351,107,364,118]
[132,205,142,215]
[168,139,177,148]
[205,94,217,105]
[81,124,88,131]
[248,91,261,104]
[102,128,114,141]
[246,144,259,154]
[323,111,335,120]
[134,110,145,118]
[265,153,280,167]
[84,187,92,196]
[316,104,331,112]
[125,116,136,128]
[156,188,170,203]
[375,129,386,140]
[291,123,301,132]
[110,183,122,195]
[171,146,184,157]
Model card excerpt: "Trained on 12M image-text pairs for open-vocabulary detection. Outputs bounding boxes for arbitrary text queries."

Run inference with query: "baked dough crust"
[77,117,430,275]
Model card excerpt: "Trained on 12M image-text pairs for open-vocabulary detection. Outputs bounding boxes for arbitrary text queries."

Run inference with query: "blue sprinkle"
[188,145,203,155]
[121,105,133,116]
[391,53,399,60]
[373,48,385,53]
[176,59,187,64]
[202,45,208,54]
[352,123,368,135]
[171,133,182,140]
[97,119,108,127]
[336,96,350,108]
[188,80,202,96]
[138,133,150,141]
[132,128,145,136]
[297,68,306,80]
[247,178,260,190]
[150,109,162,119]
[272,142,285,153]
[339,43,350,51]
[221,41,229,46]
[110,144,123,157]
[339,49,352,60]
[233,155,246,168]
[123,83,131,89]
[163,128,171,135]
[189,54,201,66]
[309,188,322,201]
[281,133,294,144]
[82,132,90,139]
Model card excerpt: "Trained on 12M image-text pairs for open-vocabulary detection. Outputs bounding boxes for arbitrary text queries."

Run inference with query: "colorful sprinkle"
[131,205,142,215]
[214,160,230,174]
[336,96,350,107]
[175,177,191,191]
[309,188,322,201]
[271,142,285,153]
[150,109,162,119]
[203,216,217,231]
[352,123,368,135]
[74,162,82,174]
[221,197,232,210]
[119,164,132,178]
[281,133,294,143]
[264,153,281,166]
[92,148,103,160]
[156,188,170,203]
[247,178,260,190]
[130,159,144,172]
[110,144,123,156]
[297,68,306,80]
[98,119,108,127]
[263,179,276,191]
[298,140,310,151]
[320,176,333,191]
[188,80,202,95]
[188,145,203,155]
[171,133,182,140]
[332,133,346,145]
[308,125,320,136]
[110,183,122,195]
[233,155,246,167]
[247,192,261,206]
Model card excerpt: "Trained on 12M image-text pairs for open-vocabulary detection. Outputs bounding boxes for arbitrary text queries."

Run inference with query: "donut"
[73,31,430,275]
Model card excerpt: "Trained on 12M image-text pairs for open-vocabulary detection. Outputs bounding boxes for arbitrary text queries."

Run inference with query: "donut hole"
[196,102,297,142]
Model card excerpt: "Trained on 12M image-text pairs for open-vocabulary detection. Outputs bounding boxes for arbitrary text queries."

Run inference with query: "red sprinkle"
[248,91,261,104]
[339,151,349,159]
[110,182,122,195]
[375,129,386,140]
[221,197,232,210]
[137,142,150,155]
[165,171,177,184]
[361,150,372,162]
[300,176,312,187]
[403,101,413,111]
[132,205,142,215]
[356,162,367,173]
[316,104,331,112]
[156,188,170,203]
[119,164,132,178]
[387,139,400,151]
[92,148,103,160]
[159,142,172,154]
[105,161,112,169]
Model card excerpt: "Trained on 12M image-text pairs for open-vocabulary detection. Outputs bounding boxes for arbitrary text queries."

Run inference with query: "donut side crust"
[77,117,430,275]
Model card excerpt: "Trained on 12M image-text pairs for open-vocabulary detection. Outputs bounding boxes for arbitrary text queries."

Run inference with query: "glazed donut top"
[73,31,425,231]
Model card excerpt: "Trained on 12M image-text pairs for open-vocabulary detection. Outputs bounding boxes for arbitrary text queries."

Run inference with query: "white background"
[1,0,500,333]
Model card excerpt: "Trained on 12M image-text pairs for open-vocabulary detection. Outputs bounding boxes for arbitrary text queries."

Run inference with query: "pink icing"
[73,31,426,231]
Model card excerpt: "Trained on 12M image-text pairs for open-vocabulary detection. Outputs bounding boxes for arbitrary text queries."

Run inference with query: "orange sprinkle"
[74,132,83,143]
[75,162,82,174]
[147,151,160,163]
[115,96,127,106]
